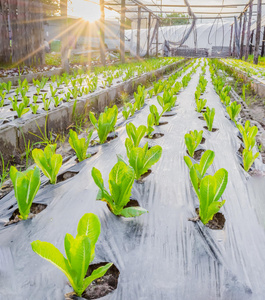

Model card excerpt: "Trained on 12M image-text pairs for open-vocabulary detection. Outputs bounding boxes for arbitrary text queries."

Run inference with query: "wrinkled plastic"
[1,63,265,300]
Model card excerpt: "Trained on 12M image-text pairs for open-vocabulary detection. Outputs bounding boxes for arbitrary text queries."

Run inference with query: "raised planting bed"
[1,59,265,299]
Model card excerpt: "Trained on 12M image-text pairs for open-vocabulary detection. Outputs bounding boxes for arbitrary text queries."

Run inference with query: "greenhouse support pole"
[240,12,247,59]
[147,12,151,57]
[136,6,141,58]
[60,0,69,72]
[120,0,125,63]
[233,27,236,57]
[100,0,106,66]
[229,24,233,56]
[156,19,159,57]
[250,31,254,54]
[254,0,262,64]
[261,27,265,56]
[245,1,253,61]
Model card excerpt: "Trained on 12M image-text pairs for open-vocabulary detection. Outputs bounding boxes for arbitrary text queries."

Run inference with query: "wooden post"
[120,0,125,63]
[232,26,236,57]
[240,12,247,59]
[147,12,151,57]
[262,27,265,56]
[254,0,262,64]
[250,30,254,54]
[156,19,159,57]
[60,0,69,72]
[136,6,141,58]
[99,0,106,66]
[229,24,233,56]
[245,1,253,61]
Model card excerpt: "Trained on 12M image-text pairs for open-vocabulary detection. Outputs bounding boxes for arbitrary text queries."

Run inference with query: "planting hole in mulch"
[145,133,164,139]
[238,144,244,156]
[40,89,48,92]
[187,149,206,161]
[65,263,119,300]
[57,171,79,183]
[203,126,219,132]
[5,203,47,226]
[91,133,118,146]
[198,116,204,120]
[106,199,141,215]
[75,151,98,163]
[200,137,206,144]
[162,112,177,117]
[136,169,152,183]
[193,208,225,230]
[158,121,168,126]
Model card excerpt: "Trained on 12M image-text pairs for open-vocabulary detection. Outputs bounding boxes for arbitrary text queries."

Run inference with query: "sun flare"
[71,0,100,22]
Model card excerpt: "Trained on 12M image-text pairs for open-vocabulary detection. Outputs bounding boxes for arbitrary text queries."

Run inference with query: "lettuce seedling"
[31,213,112,296]
[149,104,170,125]
[146,113,155,138]
[69,129,93,162]
[203,107,215,131]
[92,161,147,217]
[32,144,62,184]
[153,81,164,95]
[226,102,241,123]
[126,123,147,147]
[125,139,162,180]
[184,150,215,189]
[195,98,207,113]
[133,85,147,110]
[10,166,41,220]
[13,102,30,118]
[122,103,135,120]
[237,120,258,151]
[157,90,177,111]
[89,105,118,144]
[30,103,39,114]
[242,149,259,172]
[190,167,228,225]
[184,130,203,157]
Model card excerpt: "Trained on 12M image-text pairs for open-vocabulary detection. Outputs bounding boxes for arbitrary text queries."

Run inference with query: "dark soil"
[238,144,244,156]
[145,133,164,140]
[136,169,152,183]
[195,208,226,230]
[65,263,119,300]
[198,116,204,120]
[201,137,206,144]
[158,121,168,126]
[162,112,177,117]
[57,171,79,183]
[203,126,219,132]
[91,133,118,146]
[187,149,206,161]
[106,198,140,215]
[5,203,47,226]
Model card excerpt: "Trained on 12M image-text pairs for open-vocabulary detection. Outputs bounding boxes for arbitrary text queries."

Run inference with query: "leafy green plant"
[125,139,162,180]
[157,91,176,111]
[89,106,118,144]
[31,213,112,296]
[0,153,9,189]
[149,104,170,125]
[53,96,63,107]
[126,123,146,147]
[184,150,215,189]
[237,120,258,151]
[226,102,241,123]
[69,129,93,162]
[195,98,207,113]
[92,161,147,217]
[203,107,215,131]
[133,85,147,110]
[49,84,57,98]
[190,167,228,225]
[10,166,41,220]
[146,113,155,138]
[13,102,30,118]
[30,104,39,114]
[185,130,203,157]
[32,144,62,184]
[242,149,259,172]
[153,81,164,95]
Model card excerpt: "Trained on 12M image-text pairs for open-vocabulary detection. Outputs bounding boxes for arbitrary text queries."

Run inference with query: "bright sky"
[69,0,118,22]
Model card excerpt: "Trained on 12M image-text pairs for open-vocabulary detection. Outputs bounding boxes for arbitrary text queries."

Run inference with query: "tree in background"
[161,12,190,26]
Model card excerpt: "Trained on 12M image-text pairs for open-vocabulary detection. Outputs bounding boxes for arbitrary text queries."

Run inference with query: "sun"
[71,0,100,22]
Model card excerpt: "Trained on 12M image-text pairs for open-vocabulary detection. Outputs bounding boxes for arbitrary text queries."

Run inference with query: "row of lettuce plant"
[209,59,260,172]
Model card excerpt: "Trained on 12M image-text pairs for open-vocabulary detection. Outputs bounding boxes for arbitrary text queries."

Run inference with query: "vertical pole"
[99,0,105,66]
[254,0,262,64]
[245,1,253,61]
[156,19,159,57]
[250,30,254,54]
[60,0,69,72]
[233,25,236,57]
[240,12,247,59]
[120,0,125,63]
[147,12,151,57]
[136,6,141,58]
[261,27,265,56]
[229,24,233,56]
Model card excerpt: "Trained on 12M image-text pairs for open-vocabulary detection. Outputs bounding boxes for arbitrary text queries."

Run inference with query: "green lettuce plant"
[146,113,155,138]
[125,139,162,180]
[203,107,215,131]
[195,98,207,113]
[32,144,62,184]
[30,104,39,114]
[31,213,112,296]
[153,81,164,95]
[10,166,41,220]
[190,167,228,225]
[149,104,170,125]
[242,149,259,172]
[89,105,118,144]
[122,103,135,120]
[126,123,146,147]
[184,150,215,189]
[13,102,30,118]
[237,120,258,151]
[157,90,177,111]
[226,102,241,123]
[92,161,147,217]
[184,130,203,157]
[69,129,93,162]
[133,85,147,110]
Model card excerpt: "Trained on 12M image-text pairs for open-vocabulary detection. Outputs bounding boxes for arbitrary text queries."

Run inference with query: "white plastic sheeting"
[127,21,232,56]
